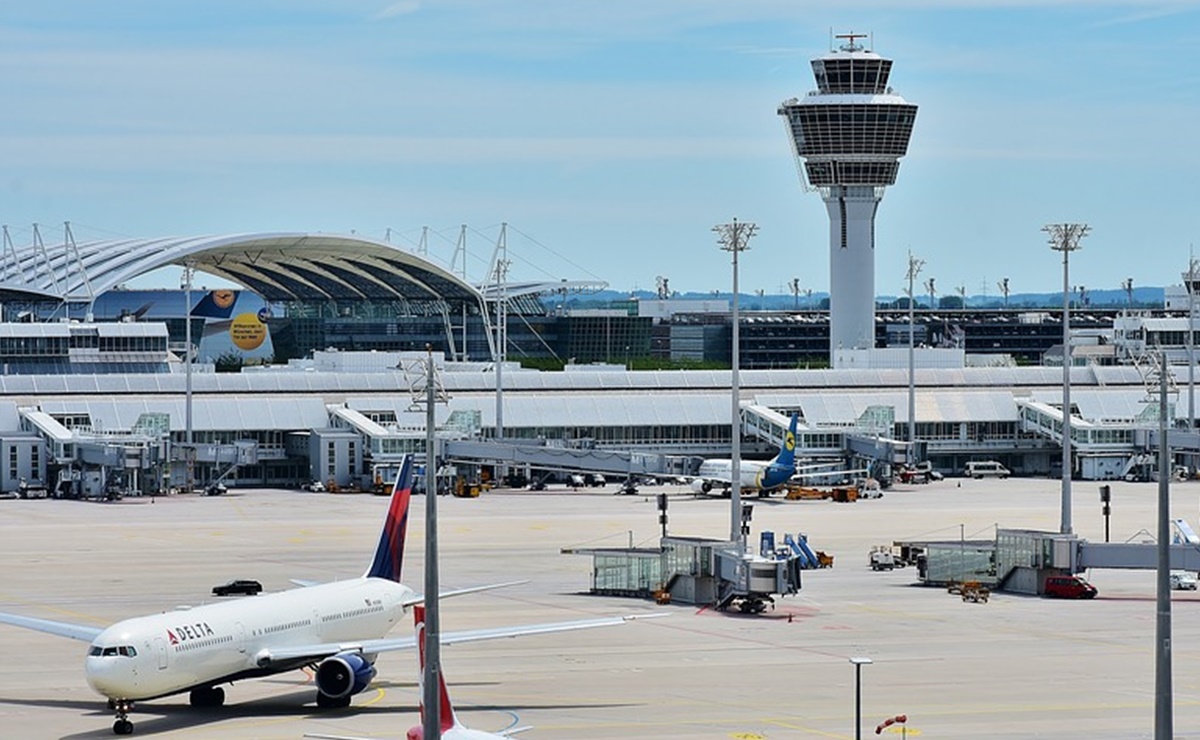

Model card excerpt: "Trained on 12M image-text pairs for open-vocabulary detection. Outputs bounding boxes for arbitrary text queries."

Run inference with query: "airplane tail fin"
[414,605,459,735]
[772,413,799,469]
[365,455,414,582]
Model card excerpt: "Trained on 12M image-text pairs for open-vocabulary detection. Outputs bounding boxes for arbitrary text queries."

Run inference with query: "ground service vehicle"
[1171,570,1198,590]
[964,461,1010,479]
[17,479,49,499]
[915,461,944,481]
[1043,575,1097,599]
[959,581,990,603]
[870,546,896,571]
[212,579,263,597]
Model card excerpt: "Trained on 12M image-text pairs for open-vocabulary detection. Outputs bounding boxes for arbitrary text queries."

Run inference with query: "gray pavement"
[2,477,1199,739]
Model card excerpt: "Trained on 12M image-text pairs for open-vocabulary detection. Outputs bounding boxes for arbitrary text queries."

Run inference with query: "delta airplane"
[0,457,654,736]
[689,413,800,496]
[306,604,530,740]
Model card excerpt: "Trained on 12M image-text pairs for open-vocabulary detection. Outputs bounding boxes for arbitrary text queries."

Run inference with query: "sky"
[2,1,1199,299]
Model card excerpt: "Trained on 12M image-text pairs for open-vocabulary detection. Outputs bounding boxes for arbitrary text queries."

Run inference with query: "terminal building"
[1,230,1198,498]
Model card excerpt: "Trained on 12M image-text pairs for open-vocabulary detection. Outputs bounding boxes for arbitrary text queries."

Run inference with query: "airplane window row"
[177,635,233,652]
[265,619,311,634]
[323,605,383,622]
[88,645,137,657]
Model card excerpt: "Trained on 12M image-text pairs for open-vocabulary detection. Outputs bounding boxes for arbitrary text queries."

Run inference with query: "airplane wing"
[401,579,529,608]
[306,728,530,740]
[0,610,104,642]
[306,727,531,740]
[259,612,666,667]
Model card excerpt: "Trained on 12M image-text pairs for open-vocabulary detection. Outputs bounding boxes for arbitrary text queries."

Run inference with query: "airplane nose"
[85,657,137,697]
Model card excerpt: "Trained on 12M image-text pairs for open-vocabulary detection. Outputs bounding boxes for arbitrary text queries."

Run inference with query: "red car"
[1044,575,1097,599]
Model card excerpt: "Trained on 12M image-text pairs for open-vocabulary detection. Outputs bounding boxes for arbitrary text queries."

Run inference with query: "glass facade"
[924,543,997,586]
[787,104,917,156]
[592,551,663,594]
[812,58,893,94]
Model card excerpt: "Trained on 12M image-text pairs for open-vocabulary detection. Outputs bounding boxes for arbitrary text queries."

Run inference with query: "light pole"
[850,656,873,740]
[1154,349,1174,740]
[421,344,442,740]
[181,260,195,492]
[1185,257,1198,431]
[905,252,925,465]
[714,218,758,549]
[1044,222,1090,535]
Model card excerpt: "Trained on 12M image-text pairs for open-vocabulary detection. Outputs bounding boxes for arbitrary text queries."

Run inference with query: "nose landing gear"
[110,699,135,735]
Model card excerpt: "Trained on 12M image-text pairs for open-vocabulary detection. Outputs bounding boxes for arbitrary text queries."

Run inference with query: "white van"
[1171,570,1198,590]
[964,461,1010,479]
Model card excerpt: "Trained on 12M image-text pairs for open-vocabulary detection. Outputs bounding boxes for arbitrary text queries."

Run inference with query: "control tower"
[778,34,918,360]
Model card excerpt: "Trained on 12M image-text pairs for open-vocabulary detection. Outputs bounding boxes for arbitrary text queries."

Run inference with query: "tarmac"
[2,476,1200,739]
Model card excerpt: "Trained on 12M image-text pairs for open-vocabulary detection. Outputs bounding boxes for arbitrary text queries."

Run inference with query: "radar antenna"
[834,32,869,52]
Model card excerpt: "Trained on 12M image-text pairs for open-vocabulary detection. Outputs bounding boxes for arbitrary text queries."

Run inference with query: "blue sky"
[2,1,1198,298]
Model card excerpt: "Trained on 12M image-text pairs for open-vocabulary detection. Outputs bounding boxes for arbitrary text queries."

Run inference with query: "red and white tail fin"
[408,605,458,739]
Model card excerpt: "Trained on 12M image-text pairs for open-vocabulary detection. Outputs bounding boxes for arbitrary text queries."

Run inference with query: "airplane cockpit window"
[90,645,137,657]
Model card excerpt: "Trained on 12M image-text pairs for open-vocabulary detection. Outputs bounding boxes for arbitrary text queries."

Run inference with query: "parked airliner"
[0,457,654,736]
[689,413,800,495]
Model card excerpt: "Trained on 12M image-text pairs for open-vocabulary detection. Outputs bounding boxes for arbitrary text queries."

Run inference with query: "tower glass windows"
[811,58,892,94]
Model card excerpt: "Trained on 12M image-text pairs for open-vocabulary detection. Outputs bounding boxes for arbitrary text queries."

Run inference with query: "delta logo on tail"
[366,457,414,583]
[412,605,457,738]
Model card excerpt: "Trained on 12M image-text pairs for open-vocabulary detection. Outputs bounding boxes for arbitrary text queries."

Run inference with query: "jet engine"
[690,479,712,495]
[315,653,377,700]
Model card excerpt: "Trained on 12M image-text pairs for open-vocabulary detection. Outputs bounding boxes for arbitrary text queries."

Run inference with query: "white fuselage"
[696,459,772,490]
[85,578,412,701]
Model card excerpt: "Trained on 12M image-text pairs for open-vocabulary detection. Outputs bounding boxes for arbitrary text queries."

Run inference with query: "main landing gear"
[189,686,226,708]
[110,699,134,735]
[106,687,225,735]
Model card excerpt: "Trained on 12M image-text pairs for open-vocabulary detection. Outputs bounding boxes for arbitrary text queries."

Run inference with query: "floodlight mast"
[1185,255,1199,431]
[182,259,195,493]
[422,344,442,740]
[714,218,758,549]
[905,252,925,465]
[1044,222,1090,535]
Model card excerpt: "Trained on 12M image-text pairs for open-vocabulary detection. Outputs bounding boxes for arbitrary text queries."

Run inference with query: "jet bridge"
[563,534,801,613]
[442,439,702,479]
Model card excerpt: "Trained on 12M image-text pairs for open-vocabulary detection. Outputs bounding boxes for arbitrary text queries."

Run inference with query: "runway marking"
[360,687,386,707]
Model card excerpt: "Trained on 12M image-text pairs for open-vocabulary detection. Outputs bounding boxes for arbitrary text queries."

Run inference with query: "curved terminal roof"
[0,233,482,304]
[479,279,609,301]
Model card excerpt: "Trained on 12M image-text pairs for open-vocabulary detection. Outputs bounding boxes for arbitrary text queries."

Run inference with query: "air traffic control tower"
[778,34,917,362]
